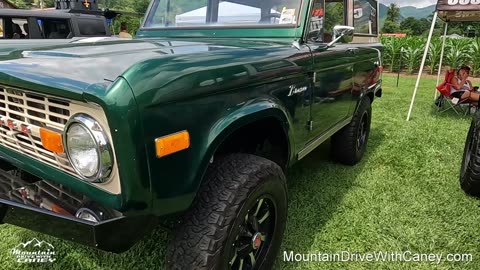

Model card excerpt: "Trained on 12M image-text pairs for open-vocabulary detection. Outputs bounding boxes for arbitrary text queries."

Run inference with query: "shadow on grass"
[276,128,385,267]
[12,129,385,270]
[430,103,475,120]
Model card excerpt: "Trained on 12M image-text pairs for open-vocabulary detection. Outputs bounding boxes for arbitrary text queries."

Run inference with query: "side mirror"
[328,25,354,47]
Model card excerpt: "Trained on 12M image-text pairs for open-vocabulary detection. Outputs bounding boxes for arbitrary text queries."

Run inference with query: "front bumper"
[0,160,155,253]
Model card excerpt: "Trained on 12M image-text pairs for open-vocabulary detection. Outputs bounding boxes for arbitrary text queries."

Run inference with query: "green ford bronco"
[0,0,382,268]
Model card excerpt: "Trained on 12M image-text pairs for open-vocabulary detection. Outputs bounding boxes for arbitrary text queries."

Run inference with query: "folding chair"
[435,69,477,116]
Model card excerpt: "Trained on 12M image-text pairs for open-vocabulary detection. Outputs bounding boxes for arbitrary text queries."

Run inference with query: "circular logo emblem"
[252,233,263,250]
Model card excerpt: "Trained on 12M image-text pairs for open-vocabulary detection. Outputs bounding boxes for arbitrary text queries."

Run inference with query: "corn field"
[381,36,480,77]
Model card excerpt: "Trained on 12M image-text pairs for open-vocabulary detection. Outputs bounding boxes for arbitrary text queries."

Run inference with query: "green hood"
[0,37,286,98]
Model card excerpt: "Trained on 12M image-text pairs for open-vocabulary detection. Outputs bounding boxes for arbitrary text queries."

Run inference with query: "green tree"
[400,17,430,36]
[106,0,150,36]
[324,2,344,34]
[385,3,400,24]
[43,0,55,8]
[418,18,431,33]
[128,0,149,14]
[382,3,401,33]
[99,0,123,9]
[98,0,148,12]
[382,20,400,33]
[11,0,33,9]
[400,17,417,35]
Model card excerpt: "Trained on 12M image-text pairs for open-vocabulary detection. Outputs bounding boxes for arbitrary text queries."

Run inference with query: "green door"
[304,0,354,138]
[309,45,354,136]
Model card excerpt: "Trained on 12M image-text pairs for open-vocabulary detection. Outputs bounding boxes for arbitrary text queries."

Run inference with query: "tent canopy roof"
[437,0,480,22]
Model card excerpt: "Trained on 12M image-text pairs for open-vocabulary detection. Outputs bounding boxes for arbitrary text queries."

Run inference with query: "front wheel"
[331,97,372,165]
[167,154,287,270]
[460,120,480,197]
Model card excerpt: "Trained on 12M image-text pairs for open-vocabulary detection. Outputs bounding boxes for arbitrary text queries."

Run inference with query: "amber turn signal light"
[155,131,190,158]
[40,128,64,154]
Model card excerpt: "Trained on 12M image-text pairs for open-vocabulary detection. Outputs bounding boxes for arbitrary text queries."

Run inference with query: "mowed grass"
[1,73,480,270]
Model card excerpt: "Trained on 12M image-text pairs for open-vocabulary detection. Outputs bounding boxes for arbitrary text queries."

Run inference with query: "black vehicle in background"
[0,9,111,39]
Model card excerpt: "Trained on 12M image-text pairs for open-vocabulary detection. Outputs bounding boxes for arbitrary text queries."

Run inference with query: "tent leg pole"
[407,11,438,121]
[435,21,448,101]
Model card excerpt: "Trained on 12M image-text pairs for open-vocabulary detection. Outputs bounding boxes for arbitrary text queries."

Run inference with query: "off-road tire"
[331,96,372,165]
[460,120,480,197]
[167,154,288,270]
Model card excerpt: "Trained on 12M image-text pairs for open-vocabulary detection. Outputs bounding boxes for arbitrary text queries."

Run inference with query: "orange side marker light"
[40,128,64,154]
[155,131,190,158]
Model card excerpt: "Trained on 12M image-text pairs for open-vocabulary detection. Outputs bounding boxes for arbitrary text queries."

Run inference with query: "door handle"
[347,48,359,54]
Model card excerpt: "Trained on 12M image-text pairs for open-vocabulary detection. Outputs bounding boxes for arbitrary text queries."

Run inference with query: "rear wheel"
[331,97,372,165]
[167,154,287,270]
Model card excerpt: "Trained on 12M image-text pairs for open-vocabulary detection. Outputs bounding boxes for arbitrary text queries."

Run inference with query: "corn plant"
[381,37,404,72]
[380,36,480,76]
[445,38,471,70]
[470,38,480,76]
[402,37,424,74]
[427,37,443,74]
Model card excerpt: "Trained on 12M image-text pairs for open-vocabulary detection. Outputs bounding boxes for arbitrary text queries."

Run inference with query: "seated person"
[23,23,29,39]
[12,24,26,39]
[451,65,480,104]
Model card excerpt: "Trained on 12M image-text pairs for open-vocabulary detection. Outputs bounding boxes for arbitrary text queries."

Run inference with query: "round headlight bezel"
[63,114,114,183]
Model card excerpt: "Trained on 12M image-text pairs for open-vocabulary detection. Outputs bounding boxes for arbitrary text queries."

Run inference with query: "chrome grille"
[0,170,84,211]
[0,169,122,220]
[0,86,75,175]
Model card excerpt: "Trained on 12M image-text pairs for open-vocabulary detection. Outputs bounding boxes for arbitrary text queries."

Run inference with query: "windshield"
[144,0,303,28]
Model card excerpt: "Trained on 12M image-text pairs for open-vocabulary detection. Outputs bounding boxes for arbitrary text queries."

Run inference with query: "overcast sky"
[380,0,437,8]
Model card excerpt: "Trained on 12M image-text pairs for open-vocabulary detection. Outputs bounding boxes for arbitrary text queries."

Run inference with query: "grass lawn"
[1,73,480,270]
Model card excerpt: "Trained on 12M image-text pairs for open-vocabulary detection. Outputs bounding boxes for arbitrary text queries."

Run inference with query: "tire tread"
[167,154,286,270]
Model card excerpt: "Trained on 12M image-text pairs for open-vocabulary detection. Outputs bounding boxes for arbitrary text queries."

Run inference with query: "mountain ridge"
[380,3,436,20]
[379,3,436,27]
[399,4,436,19]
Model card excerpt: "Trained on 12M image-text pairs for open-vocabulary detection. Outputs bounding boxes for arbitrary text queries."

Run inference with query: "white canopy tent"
[407,0,480,121]
[175,2,279,26]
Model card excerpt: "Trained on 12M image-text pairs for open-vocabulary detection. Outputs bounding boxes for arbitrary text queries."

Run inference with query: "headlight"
[64,114,113,183]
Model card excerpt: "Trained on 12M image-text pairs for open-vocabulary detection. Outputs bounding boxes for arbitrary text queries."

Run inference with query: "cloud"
[380,0,437,8]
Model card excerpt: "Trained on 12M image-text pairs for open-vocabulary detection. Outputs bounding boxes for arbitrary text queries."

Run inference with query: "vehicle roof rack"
[55,0,99,11]
[55,0,136,20]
